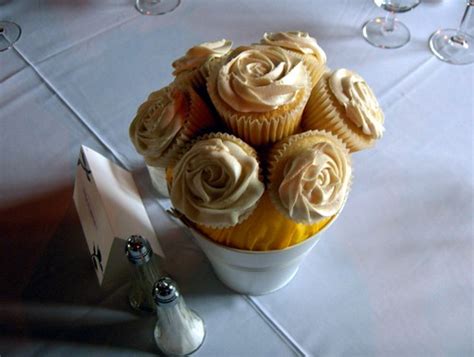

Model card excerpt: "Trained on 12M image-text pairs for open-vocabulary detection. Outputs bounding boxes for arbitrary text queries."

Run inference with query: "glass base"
[429,29,474,65]
[0,21,21,52]
[362,17,411,49]
[135,0,180,15]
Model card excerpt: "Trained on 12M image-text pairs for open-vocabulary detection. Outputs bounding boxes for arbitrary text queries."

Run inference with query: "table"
[1,1,472,355]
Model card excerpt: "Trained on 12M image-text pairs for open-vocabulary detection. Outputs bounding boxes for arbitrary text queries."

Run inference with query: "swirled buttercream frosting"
[170,135,265,227]
[261,31,327,63]
[216,45,308,112]
[172,39,233,76]
[273,132,351,223]
[328,69,384,139]
[129,88,185,160]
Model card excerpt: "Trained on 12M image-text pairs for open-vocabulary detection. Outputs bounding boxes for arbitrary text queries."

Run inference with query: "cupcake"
[302,68,385,152]
[260,31,327,88]
[172,39,233,94]
[129,85,217,169]
[169,133,265,229]
[194,130,351,252]
[268,130,351,225]
[207,45,312,146]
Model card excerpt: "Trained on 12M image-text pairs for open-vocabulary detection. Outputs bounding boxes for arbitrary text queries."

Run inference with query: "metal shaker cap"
[125,235,153,265]
[153,277,180,306]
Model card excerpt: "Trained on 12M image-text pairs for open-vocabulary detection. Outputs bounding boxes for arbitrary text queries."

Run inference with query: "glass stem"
[0,25,12,50]
[451,1,474,47]
[383,10,396,32]
[458,1,474,34]
[0,25,6,43]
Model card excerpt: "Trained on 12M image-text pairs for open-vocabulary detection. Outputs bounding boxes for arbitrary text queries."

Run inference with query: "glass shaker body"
[129,254,164,312]
[125,235,165,313]
[153,277,205,355]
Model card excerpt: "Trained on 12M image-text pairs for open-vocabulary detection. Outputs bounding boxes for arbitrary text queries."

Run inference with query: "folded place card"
[73,145,164,286]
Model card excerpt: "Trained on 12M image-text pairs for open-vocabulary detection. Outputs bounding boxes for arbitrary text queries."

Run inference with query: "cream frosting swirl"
[261,31,327,64]
[170,136,265,227]
[172,39,233,75]
[130,88,185,160]
[217,45,309,112]
[329,69,385,139]
[278,139,351,223]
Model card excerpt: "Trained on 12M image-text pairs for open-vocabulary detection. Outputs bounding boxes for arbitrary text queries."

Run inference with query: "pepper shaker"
[125,235,165,313]
[153,277,205,356]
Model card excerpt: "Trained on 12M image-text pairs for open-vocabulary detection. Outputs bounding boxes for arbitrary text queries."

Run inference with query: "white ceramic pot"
[188,226,329,295]
[146,165,169,198]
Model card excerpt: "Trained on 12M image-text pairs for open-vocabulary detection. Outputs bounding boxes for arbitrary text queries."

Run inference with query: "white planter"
[146,165,169,198]
[188,226,327,295]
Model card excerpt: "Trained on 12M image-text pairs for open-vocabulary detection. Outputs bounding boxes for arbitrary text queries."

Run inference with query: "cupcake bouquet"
[129,32,384,257]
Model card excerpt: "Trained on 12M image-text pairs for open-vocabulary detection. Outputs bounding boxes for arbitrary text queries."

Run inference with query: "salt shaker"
[153,277,205,356]
[125,235,165,313]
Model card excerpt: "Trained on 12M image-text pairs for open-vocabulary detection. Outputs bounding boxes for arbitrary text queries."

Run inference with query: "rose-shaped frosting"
[329,69,385,139]
[170,136,265,227]
[261,31,327,64]
[130,88,185,159]
[216,45,309,112]
[278,140,351,223]
[172,39,233,76]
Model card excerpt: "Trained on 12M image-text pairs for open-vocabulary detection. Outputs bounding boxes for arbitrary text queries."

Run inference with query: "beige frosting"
[130,88,185,159]
[216,45,309,113]
[172,39,233,75]
[170,137,265,227]
[261,31,327,64]
[278,141,350,223]
[329,69,384,139]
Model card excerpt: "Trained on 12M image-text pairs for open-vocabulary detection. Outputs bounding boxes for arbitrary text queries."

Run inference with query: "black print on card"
[91,243,103,272]
[78,150,92,182]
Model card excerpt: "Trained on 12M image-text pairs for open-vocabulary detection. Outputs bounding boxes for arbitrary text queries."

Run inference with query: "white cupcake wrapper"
[207,56,312,146]
[302,74,375,152]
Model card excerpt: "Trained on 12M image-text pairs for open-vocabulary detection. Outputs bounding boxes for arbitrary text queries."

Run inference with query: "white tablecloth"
[1,0,472,355]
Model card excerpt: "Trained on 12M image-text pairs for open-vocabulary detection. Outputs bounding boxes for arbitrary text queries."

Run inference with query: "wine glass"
[362,0,420,49]
[135,0,180,16]
[429,1,474,65]
[0,21,21,52]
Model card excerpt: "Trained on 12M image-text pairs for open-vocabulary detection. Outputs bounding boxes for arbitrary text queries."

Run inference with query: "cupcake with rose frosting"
[207,45,312,146]
[268,130,351,225]
[172,39,233,93]
[260,31,327,88]
[128,32,385,253]
[169,133,265,229]
[129,85,217,169]
[302,68,384,152]
[195,130,351,251]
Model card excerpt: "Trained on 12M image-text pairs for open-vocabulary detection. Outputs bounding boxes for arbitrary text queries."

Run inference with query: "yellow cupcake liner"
[301,74,375,152]
[206,60,312,146]
[196,191,333,251]
[267,130,352,224]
